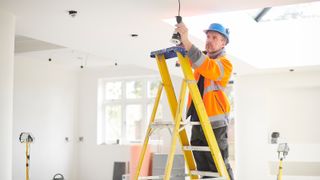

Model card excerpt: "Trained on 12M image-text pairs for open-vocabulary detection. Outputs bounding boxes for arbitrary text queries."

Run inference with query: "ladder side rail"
[163,80,187,180]
[134,83,164,180]
[177,52,230,180]
[155,54,197,176]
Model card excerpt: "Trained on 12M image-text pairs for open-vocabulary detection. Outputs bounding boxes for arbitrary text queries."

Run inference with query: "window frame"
[97,75,161,145]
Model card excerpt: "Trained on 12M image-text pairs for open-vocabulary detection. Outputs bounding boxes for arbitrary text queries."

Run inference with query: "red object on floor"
[130,144,152,180]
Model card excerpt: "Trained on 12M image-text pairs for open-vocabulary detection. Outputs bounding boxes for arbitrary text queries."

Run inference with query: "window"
[97,77,162,145]
[247,1,320,22]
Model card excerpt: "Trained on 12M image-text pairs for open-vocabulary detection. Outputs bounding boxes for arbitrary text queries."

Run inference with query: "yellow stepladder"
[134,47,230,180]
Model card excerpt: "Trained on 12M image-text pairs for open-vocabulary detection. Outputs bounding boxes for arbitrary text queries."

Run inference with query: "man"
[175,22,234,179]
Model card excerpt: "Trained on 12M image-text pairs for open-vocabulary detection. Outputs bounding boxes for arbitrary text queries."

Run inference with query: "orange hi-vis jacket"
[186,45,233,128]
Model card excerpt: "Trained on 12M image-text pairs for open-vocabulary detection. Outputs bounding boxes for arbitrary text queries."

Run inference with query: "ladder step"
[150,121,174,128]
[138,174,186,179]
[151,121,201,128]
[138,175,163,179]
[190,170,224,178]
[151,121,174,125]
[183,121,201,126]
[138,173,225,180]
[183,146,211,152]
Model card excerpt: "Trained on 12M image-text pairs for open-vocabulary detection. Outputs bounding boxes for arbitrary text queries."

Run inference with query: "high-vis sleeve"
[187,45,232,81]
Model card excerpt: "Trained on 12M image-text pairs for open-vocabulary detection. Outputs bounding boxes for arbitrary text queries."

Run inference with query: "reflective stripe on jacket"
[186,45,232,128]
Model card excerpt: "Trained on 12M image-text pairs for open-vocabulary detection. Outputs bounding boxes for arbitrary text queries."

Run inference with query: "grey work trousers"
[191,126,234,180]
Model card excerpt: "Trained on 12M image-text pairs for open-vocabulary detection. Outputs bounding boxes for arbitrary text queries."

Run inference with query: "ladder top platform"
[150,46,186,59]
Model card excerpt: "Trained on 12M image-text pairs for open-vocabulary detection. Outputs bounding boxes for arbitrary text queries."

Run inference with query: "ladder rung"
[183,121,201,126]
[183,146,211,152]
[190,170,221,177]
[151,121,202,128]
[185,79,197,84]
[138,175,163,179]
[138,174,226,180]
[138,174,186,179]
[152,121,174,125]
[150,121,174,128]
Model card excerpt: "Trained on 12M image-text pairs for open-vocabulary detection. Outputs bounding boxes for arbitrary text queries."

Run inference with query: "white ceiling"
[1,0,319,74]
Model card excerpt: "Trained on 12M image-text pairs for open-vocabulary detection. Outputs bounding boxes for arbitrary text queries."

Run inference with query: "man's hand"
[175,23,192,51]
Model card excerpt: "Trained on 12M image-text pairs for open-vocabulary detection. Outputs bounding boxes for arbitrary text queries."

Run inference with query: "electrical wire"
[178,0,181,16]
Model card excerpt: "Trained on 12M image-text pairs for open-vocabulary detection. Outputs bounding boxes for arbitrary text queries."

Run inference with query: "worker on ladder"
[175,22,234,179]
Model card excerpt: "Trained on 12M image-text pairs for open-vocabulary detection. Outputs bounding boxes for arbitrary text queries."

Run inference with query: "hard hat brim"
[203,30,229,44]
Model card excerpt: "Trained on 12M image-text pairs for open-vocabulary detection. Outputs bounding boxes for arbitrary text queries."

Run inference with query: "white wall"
[235,70,320,180]
[0,9,15,180]
[13,55,79,180]
[11,53,183,180]
[13,51,320,180]
[14,49,320,180]
[77,64,183,180]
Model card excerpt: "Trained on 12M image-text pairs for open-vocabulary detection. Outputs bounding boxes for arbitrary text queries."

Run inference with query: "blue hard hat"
[204,23,230,44]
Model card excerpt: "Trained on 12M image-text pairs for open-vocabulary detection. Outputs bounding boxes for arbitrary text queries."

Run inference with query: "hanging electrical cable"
[178,0,181,17]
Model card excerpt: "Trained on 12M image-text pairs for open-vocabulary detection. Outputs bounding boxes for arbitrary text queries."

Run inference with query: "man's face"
[205,31,226,53]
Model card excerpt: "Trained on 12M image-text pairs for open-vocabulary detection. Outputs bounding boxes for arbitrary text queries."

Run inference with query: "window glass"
[147,80,160,98]
[105,105,122,142]
[126,104,143,141]
[105,82,122,100]
[126,81,143,99]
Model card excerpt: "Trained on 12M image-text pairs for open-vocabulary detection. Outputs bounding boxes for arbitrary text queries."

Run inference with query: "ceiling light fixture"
[170,0,183,45]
